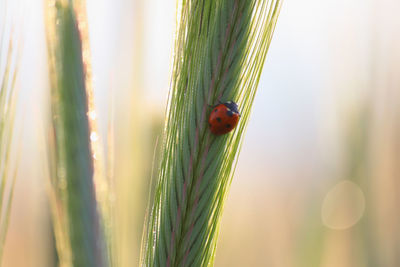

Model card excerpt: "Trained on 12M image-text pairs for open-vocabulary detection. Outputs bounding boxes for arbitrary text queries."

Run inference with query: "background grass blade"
[142,0,283,266]
[45,0,106,266]
[0,1,21,264]
[0,40,19,267]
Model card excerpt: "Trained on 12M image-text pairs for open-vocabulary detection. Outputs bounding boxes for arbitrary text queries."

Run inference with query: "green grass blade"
[142,0,283,266]
[0,2,21,263]
[45,1,107,266]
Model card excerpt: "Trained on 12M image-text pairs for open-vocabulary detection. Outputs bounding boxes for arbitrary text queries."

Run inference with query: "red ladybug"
[208,101,240,135]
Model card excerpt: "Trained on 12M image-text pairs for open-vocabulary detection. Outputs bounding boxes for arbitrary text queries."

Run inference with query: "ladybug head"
[223,101,239,114]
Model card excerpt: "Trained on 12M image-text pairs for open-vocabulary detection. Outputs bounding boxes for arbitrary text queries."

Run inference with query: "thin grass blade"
[0,2,21,263]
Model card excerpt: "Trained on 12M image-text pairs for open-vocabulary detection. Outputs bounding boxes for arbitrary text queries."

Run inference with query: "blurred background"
[2,0,400,266]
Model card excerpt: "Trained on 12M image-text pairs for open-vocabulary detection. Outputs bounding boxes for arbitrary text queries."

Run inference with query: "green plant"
[142,0,282,266]
[45,0,107,266]
[0,4,20,264]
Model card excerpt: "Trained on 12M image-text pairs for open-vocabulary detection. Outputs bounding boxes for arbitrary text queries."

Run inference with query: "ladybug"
[208,101,240,135]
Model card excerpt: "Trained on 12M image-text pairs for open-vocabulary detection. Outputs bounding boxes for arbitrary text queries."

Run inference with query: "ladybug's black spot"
[216,117,222,122]
[214,108,218,112]
[226,110,233,117]
[226,124,231,128]
[208,123,212,128]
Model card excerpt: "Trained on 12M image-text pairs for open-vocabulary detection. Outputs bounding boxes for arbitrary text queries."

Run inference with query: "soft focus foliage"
[45,1,106,266]
[0,1,20,264]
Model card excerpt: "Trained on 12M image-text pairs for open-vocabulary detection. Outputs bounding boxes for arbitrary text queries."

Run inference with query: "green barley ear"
[0,14,20,266]
[142,0,282,266]
[45,0,107,266]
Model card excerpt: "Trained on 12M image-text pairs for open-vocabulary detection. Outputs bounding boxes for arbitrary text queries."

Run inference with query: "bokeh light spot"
[321,180,365,230]
[90,131,98,142]
[89,110,97,120]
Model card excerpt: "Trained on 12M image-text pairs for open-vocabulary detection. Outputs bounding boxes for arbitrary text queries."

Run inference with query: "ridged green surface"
[142,1,282,266]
